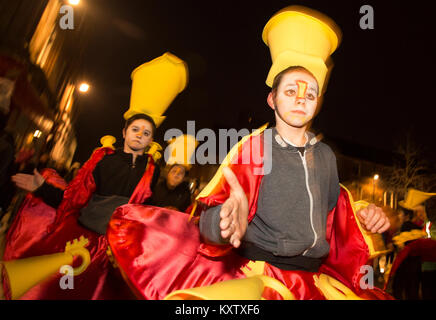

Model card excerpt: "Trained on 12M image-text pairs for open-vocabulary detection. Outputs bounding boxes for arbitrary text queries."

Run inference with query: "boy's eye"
[286,89,296,95]
[307,93,316,100]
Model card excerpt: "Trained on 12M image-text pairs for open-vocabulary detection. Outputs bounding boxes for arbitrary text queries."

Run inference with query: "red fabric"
[262,265,325,300]
[318,188,370,293]
[3,149,156,300]
[3,168,67,260]
[47,148,113,233]
[196,133,376,290]
[196,133,265,257]
[133,131,390,300]
[107,201,393,300]
[107,206,248,300]
[384,238,436,290]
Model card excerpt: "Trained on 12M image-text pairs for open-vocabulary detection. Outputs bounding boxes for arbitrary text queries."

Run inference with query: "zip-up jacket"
[199,128,340,270]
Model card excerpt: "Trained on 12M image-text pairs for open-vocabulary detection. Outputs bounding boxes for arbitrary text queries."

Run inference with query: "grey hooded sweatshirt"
[199,128,340,271]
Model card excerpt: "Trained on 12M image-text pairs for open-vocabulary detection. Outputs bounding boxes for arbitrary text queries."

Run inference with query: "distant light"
[79,83,90,93]
[426,221,431,238]
[68,0,80,5]
[380,267,385,274]
[373,174,379,180]
[33,130,42,138]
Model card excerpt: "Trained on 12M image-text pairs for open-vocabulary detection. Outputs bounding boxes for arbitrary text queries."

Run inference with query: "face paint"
[296,80,308,99]
[138,126,146,137]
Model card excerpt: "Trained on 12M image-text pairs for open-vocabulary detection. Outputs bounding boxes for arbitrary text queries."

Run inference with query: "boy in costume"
[2,53,188,299]
[106,6,392,300]
[146,134,198,212]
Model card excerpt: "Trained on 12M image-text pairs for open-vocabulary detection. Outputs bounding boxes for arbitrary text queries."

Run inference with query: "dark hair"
[271,66,318,97]
[124,113,156,137]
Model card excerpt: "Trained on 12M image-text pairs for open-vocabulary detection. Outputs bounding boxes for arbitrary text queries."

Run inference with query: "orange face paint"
[296,80,308,99]
[136,126,146,137]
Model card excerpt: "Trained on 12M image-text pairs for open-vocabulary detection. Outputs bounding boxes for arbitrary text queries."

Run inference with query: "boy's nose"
[296,97,306,105]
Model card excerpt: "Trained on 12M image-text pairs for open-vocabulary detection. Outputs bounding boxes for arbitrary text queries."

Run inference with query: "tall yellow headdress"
[262,5,342,94]
[164,134,198,170]
[123,52,189,127]
[399,188,436,210]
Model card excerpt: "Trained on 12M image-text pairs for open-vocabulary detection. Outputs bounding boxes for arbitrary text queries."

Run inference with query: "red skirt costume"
[107,129,394,300]
[2,147,156,299]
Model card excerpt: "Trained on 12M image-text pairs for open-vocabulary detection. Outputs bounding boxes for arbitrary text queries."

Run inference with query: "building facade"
[0,0,89,170]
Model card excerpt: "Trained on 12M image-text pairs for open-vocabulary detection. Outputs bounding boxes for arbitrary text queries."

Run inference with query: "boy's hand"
[356,204,390,234]
[219,167,249,248]
[11,169,45,192]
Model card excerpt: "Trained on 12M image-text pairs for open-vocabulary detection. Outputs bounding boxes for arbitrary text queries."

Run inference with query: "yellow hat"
[164,134,198,170]
[399,188,436,210]
[123,52,189,127]
[100,135,116,150]
[262,5,342,94]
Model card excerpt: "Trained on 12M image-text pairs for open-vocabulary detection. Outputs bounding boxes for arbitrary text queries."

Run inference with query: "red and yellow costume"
[2,147,156,299]
[107,128,393,300]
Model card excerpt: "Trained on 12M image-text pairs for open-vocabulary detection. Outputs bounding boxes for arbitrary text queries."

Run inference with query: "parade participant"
[147,134,197,212]
[11,113,160,234]
[422,197,436,299]
[3,52,188,299]
[387,189,436,300]
[147,164,192,212]
[106,6,393,300]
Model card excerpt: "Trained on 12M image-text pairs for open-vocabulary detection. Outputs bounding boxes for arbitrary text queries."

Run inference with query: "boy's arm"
[12,169,64,208]
[199,204,228,244]
[199,167,249,248]
[33,182,65,208]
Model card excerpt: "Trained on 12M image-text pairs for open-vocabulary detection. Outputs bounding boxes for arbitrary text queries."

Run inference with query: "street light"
[78,83,90,93]
[68,0,80,5]
[372,174,379,202]
[33,130,42,138]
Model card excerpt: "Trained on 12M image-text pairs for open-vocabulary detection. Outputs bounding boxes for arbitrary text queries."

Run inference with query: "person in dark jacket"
[148,164,192,212]
[11,113,160,234]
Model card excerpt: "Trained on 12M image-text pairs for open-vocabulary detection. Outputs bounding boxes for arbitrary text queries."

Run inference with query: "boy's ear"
[122,128,126,139]
[267,92,275,110]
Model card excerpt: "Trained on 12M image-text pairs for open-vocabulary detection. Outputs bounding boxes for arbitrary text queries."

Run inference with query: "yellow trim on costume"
[340,184,389,259]
[196,123,269,201]
[313,273,365,300]
[188,201,198,222]
[392,230,427,248]
[164,274,295,300]
[1,236,90,300]
[241,260,266,278]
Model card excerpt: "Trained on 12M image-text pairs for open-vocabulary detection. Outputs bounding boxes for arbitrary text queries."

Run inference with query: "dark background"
[72,0,435,166]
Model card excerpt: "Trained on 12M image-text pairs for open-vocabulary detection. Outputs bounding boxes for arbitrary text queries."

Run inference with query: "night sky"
[72,0,435,166]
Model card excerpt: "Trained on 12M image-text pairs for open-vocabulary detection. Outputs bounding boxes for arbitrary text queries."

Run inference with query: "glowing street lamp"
[33,130,42,138]
[78,83,90,93]
[68,0,80,5]
[372,174,379,202]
